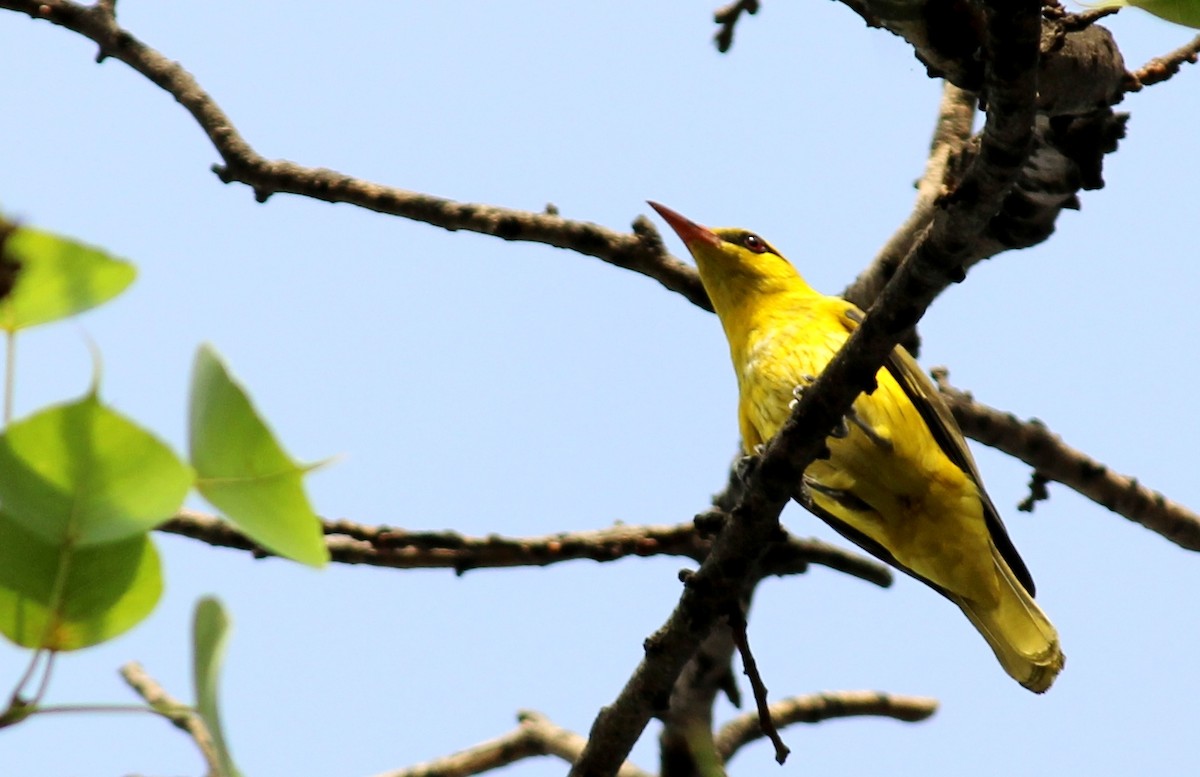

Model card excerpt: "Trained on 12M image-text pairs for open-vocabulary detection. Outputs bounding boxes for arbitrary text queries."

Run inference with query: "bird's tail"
[951,545,1065,693]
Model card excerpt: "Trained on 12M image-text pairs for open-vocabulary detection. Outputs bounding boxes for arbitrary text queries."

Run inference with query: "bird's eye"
[742,233,768,253]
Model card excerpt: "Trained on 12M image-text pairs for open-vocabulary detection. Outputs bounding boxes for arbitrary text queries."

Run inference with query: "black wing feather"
[840,307,1037,596]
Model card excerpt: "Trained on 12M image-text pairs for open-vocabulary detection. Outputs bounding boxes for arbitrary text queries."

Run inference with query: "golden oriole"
[650,201,1064,693]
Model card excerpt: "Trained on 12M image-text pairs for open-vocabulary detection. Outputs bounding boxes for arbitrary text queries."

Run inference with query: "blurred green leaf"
[193,597,242,777]
[0,227,135,332]
[189,345,328,567]
[1133,0,1200,26]
[1087,0,1200,26]
[0,513,162,650]
[0,394,193,546]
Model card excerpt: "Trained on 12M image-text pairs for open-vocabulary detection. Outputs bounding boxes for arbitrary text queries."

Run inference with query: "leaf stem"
[9,648,49,705]
[4,329,14,424]
[29,702,159,716]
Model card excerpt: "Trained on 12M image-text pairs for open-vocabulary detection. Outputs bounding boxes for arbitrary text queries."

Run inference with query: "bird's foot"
[734,446,764,485]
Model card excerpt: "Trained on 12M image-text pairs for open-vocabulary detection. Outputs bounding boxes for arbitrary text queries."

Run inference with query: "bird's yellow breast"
[732,295,997,602]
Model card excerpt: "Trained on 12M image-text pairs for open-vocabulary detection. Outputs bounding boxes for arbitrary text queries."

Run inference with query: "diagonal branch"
[762,0,1041,484]
[569,2,1042,774]
[0,0,711,311]
[933,371,1200,551]
[713,691,938,763]
[842,80,977,354]
[158,509,893,586]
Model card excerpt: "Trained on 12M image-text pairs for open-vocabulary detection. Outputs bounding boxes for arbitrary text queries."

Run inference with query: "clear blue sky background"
[3,3,1199,776]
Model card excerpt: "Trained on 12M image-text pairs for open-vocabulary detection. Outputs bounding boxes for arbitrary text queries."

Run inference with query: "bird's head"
[648,201,810,319]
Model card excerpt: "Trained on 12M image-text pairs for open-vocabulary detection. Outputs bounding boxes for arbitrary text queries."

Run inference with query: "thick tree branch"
[158,509,893,586]
[933,372,1200,551]
[372,711,652,777]
[0,0,711,311]
[120,662,223,777]
[570,2,1042,774]
[713,691,938,763]
[827,0,1127,269]
[836,0,1126,104]
[760,0,1041,481]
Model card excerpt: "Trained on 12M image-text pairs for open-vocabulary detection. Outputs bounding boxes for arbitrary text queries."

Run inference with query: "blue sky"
[3,3,1199,776]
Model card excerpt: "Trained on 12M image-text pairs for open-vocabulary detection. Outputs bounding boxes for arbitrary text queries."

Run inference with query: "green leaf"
[1132,0,1200,26]
[189,345,328,567]
[0,227,136,332]
[0,513,162,650]
[1086,0,1200,27]
[193,597,242,777]
[0,394,193,546]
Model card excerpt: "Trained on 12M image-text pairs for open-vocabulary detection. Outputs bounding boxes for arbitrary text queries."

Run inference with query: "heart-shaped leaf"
[0,227,135,332]
[0,394,192,546]
[189,345,328,567]
[0,513,162,650]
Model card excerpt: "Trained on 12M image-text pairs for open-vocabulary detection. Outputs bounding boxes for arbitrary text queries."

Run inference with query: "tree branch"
[0,0,711,311]
[5,0,1176,553]
[371,710,652,777]
[1126,33,1200,90]
[570,2,1042,773]
[713,0,759,53]
[727,607,789,764]
[842,80,977,354]
[713,691,938,763]
[658,622,740,777]
[158,509,893,586]
[833,0,1127,272]
[120,662,223,777]
[933,371,1200,551]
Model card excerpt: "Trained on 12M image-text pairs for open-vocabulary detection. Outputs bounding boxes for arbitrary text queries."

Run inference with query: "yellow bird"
[650,202,1064,693]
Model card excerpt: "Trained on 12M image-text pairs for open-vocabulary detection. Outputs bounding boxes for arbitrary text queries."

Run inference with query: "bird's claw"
[735,448,763,484]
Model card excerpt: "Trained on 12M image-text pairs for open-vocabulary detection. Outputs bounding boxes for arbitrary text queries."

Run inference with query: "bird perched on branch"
[649,201,1064,693]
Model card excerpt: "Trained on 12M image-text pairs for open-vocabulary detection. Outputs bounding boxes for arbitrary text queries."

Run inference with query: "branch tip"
[728,607,789,764]
[1128,33,1200,90]
[713,0,760,53]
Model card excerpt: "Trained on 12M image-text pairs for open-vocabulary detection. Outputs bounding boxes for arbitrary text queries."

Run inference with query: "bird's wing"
[838,305,1037,596]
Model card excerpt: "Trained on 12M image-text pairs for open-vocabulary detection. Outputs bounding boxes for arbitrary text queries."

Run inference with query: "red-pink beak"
[648,201,721,248]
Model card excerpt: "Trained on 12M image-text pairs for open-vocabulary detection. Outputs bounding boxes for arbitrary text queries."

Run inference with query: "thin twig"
[158,509,893,585]
[1127,33,1200,90]
[713,0,759,52]
[726,607,789,764]
[372,710,652,777]
[120,662,223,777]
[843,81,977,353]
[714,691,938,763]
[1058,7,1120,31]
[933,371,1200,551]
